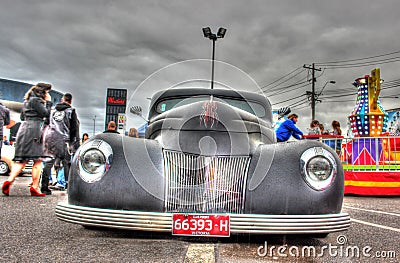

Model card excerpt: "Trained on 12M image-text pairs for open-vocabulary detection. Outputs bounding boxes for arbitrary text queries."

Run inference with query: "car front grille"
[163,150,251,214]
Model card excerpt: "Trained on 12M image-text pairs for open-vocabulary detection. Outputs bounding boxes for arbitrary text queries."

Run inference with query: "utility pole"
[303,63,321,120]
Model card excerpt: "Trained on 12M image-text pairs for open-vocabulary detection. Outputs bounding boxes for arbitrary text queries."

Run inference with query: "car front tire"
[0,160,10,176]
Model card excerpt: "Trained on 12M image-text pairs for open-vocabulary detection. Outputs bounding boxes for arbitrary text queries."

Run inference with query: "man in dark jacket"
[42,93,79,194]
[275,113,303,142]
[0,102,10,156]
[103,121,120,134]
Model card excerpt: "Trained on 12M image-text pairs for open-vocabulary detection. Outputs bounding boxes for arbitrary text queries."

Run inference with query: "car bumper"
[55,203,351,234]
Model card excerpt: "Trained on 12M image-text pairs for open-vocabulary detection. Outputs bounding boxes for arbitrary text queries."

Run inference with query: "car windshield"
[155,95,266,117]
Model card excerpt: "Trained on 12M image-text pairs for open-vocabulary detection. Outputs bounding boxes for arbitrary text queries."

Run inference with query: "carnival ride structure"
[308,68,400,195]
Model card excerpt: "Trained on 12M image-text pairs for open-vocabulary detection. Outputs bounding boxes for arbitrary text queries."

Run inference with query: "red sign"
[107,97,126,105]
[172,214,230,237]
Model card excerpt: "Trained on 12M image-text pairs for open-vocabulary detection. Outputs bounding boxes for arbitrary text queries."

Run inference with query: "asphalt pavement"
[1,176,399,263]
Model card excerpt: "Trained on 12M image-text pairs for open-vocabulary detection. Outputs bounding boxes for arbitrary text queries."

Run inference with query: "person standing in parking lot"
[81,133,89,144]
[128,127,139,138]
[103,121,120,134]
[2,83,52,196]
[0,102,10,157]
[42,93,79,194]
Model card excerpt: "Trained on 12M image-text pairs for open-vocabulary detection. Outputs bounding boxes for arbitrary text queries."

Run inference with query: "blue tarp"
[137,122,148,137]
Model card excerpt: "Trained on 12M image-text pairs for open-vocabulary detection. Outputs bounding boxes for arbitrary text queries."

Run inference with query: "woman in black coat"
[2,83,52,196]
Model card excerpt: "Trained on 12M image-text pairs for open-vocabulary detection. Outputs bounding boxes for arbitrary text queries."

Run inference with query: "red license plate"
[172,214,230,237]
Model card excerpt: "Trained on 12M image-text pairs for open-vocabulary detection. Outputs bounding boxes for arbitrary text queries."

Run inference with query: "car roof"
[147,88,272,121]
[149,88,270,107]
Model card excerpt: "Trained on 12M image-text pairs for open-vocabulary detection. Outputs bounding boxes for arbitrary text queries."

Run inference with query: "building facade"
[0,78,63,140]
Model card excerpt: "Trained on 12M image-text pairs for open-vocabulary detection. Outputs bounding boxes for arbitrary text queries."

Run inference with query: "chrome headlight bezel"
[77,139,113,183]
[300,147,337,191]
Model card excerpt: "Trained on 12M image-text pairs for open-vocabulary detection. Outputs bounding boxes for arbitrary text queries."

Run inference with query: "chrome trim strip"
[56,203,351,234]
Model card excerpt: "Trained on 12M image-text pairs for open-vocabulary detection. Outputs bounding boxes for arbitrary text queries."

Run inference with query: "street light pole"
[202,27,226,90]
[317,80,336,98]
[93,115,97,136]
[211,37,216,90]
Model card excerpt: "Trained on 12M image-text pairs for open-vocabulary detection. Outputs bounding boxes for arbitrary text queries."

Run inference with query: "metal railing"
[314,135,400,172]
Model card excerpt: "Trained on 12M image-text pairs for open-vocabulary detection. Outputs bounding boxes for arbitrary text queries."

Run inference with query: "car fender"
[68,133,165,211]
[245,140,344,215]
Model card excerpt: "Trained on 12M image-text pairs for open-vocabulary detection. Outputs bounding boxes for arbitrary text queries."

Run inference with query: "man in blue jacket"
[276,113,303,142]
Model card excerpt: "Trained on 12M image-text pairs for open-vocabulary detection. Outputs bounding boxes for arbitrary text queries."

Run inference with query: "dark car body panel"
[69,135,343,215]
[59,88,350,235]
[245,140,344,215]
[69,134,165,212]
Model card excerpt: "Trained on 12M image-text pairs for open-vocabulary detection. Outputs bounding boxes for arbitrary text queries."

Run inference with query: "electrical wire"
[256,66,303,91]
[292,104,311,110]
[288,98,309,108]
[271,93,307,105]
[262,50,400,110]
[266,82,310,97]
[319,58,400,69]
[260,69,308,93]
[316,50,400,65]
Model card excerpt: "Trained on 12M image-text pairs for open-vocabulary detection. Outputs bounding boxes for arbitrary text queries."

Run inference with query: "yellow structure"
[348,68,388,137]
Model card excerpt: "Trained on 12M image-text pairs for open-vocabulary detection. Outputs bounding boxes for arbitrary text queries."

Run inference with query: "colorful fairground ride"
[309,68,399,195]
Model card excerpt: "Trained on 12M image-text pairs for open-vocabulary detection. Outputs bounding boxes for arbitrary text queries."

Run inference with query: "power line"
[271,93,307,105]
[269,77,400,108]
[266,82,310,97]
[257,66,303,90]
[321,100,356,103]
[318,58,400,69]
[260,68,308,93]
[292,104,311,110]
[317,78,400,97]
[259,64,328,95]
[288,98,309,108]
[316,50,400,65]
[261,51,400,98]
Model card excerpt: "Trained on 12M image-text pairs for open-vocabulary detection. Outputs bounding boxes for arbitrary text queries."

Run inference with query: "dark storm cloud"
[1,0,399,133]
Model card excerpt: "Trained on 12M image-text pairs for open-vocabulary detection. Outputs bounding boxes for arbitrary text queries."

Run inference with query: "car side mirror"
[277,107,291,120]
[130,106,148,122]
[130,106,142,116]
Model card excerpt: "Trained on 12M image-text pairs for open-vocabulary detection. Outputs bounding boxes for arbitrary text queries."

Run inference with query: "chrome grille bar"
[163,150,251,213]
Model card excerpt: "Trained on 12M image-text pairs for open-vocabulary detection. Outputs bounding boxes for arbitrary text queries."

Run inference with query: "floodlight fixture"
[217,27,227,38]
[202,27,212,38]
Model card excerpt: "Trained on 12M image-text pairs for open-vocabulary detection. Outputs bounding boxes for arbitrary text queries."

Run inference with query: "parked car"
[0,144,33,176]
[0,144,14,176]
[56,88,350,237]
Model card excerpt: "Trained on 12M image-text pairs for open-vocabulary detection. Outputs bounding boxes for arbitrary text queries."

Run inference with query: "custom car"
[56,88,350,237]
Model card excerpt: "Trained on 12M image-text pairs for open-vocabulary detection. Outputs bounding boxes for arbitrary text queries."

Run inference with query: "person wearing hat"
[2,83,53,197]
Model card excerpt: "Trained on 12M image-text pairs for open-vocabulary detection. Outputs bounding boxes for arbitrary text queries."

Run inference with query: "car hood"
[145,101,275,156]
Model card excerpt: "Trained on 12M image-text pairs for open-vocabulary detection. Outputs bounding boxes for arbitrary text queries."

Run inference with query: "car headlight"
[77,139,113,183]
[300,147,337,190]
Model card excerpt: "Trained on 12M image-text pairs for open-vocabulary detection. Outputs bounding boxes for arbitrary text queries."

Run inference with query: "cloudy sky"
[1,0,399,135]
